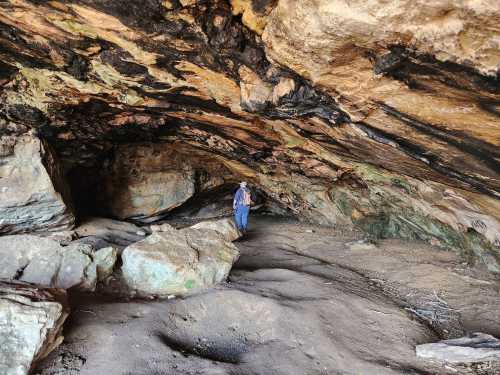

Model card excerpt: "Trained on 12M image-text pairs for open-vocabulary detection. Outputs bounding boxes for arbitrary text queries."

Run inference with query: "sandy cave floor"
[34,217,500,375]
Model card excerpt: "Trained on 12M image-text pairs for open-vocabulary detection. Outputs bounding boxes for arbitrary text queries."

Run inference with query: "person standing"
[233,181,252,233]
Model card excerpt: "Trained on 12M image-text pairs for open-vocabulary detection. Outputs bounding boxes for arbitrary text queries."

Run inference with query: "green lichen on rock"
[328,166,500,273]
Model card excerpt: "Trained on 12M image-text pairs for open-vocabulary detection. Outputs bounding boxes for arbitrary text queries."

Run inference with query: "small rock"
[56,243,96,291]
[136,230,146,236]
[190,218,241,242]
[160,224,176,232]
[45,230,76,246]
[348,240,377,252]
[429,238,442,247]
[150,223,176,233]
[416,332,500,364]
[92,247,118,281]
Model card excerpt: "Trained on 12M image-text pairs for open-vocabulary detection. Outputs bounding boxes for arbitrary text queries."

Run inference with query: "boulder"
[99,144,196,222]
[121,226,240,297]
[416,333,500,364]
[0,134,74,234]
[150,223,176,233]
[0,281,69,375]
[190,217,242,242]
[75,217,148,250]
[0,235,116,291]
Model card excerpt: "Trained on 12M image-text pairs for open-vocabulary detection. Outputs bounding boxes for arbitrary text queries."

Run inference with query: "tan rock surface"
[0,0,498,269]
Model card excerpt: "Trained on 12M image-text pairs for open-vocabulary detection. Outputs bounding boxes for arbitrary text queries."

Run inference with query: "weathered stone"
[121,226,240,297]
[0,281,68,375]
[56,243,96,291]
[0,0,498,273]
[416,333,500,364]
[0,235,113,291]
[43,230,75,246]
[93,247,118,281]
[75,217,147,249]
[0,134,74,234]
[190,217,241,242]
[99,144,196,221]
[150,223,176,233]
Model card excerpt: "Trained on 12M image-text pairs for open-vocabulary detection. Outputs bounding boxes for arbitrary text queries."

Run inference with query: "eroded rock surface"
[417,333,500,374]
[0,234,116,291]
[0,281,68,375]
[190,217,241,242]
[98,144,197,221]
[417,333,500,362]
[0,134,74,234]
[121,223,240,297]
[74,216,146,250]
[0,0,498,268]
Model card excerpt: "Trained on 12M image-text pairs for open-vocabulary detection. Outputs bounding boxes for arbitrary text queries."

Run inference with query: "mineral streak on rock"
[0,0,499,270]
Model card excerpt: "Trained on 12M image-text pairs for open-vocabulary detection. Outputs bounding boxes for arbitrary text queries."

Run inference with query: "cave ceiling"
[0,0,499,261]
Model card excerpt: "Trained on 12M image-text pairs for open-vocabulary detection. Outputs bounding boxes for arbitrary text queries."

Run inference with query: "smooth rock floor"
[35,217,500,375]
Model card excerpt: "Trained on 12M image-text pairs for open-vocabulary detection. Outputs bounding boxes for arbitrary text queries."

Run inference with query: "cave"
[0,1,499,374]
[65,141,274,223]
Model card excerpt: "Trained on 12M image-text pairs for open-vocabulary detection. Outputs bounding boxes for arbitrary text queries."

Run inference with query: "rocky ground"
[34,216,500,375]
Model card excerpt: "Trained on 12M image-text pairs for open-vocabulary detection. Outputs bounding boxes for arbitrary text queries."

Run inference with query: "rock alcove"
[0,0,499,374]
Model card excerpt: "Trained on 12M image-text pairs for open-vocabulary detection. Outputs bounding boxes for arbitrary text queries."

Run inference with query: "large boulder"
[98,144,196,222]
[121,225,240,297]
[0,134,74,234]
[0,235,116,291]
[0,281,69,375]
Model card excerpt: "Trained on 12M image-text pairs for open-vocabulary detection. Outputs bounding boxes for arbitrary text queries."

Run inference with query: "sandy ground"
[35,217,500,375]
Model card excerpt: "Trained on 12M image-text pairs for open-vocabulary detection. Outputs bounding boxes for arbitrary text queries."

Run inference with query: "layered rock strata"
[0,0,498,270]
[0,134,74,234]
[0,281,69,375]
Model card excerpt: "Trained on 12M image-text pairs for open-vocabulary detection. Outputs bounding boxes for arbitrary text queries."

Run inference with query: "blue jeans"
[234,205,250,231]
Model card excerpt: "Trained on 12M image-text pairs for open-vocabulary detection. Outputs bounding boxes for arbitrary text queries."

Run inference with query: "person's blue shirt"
[234,186,250,232]
[233,187,249,208]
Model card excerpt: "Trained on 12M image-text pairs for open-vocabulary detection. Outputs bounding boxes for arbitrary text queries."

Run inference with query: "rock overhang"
[0,0,498,272]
